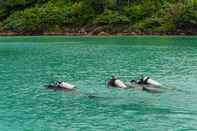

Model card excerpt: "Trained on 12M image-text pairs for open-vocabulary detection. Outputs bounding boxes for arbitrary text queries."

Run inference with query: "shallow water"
[0,36,197,131]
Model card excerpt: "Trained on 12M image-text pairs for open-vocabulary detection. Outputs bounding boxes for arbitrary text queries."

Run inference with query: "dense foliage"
[0,0,196,34]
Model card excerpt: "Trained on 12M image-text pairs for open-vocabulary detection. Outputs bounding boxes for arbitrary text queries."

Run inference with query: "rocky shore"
[0,26,196,36]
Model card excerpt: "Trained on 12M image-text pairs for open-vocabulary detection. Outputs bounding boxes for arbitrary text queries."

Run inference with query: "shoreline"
[0,31,196,36]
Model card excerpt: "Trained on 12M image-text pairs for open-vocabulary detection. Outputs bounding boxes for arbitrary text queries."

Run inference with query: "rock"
[131,32,137,35]
[80,28,86,33]
[89,26,105,35]
[64,28,71,32]
[98,31,110,36]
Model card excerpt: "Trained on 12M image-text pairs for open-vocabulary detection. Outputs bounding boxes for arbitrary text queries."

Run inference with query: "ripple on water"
[0,36,197,131]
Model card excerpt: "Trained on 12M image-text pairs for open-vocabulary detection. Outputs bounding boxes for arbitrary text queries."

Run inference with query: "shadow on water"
[74,93,197,117]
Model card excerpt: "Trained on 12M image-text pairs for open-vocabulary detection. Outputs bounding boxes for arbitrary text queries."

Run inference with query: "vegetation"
[0,0,196,34]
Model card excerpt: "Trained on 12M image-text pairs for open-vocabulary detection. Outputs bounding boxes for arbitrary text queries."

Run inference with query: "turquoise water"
[0,36,197,131]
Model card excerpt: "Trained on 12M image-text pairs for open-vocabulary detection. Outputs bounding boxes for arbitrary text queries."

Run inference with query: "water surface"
[0,36,197,131]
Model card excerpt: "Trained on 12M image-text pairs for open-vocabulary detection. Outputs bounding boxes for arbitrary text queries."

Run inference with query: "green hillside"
[0,0,196,35]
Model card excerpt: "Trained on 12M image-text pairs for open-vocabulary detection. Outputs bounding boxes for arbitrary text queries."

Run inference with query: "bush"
[175,6,197,30]
[1,0,197,33]
[123,0,161,24]
[0,6,6,20]
[158,2,197,31]
[64,1,95,26]
[3,0,96,32]
[1,0,48,7]
[124,5,146,23]
[132,17,162,31]
[0,0,48,18]
[0,22,3,31]
[96,10,129,25]
[3,2,66,32]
